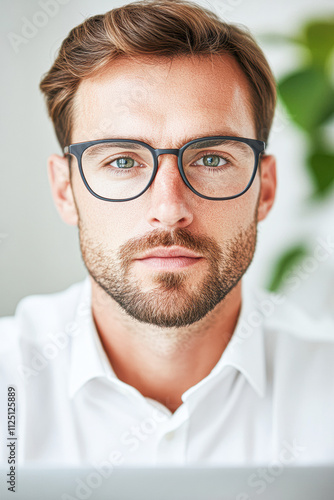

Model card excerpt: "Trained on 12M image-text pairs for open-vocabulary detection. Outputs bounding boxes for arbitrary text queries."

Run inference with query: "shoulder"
[246,287,334,342]
[14,279,88,328]
[0,279,89,379]
[260,289,334,344]
[251,288,334,385]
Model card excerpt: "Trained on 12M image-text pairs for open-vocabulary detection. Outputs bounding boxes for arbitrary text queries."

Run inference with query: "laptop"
[1,466,334,500]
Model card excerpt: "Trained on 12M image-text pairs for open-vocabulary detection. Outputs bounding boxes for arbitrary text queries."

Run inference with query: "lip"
[134,246,204,271]
[135,246,202,260]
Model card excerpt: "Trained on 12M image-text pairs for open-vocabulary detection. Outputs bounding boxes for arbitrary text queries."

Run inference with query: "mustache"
[118,228,222,270]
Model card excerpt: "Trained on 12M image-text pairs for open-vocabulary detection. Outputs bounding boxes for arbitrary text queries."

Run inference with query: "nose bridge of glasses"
[155,148,180,158]
[154,149,180,174]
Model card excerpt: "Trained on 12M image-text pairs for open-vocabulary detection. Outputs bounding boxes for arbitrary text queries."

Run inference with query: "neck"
[90,277,242,413]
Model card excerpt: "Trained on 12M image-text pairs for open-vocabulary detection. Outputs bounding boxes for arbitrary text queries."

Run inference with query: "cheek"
[199,178,259,238]
[98,206,140,235]
[84,204,140,245]
[232,174,260,223]
[73,170,144,247]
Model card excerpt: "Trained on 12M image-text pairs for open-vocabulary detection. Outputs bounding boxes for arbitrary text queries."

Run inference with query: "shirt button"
[165,431,175,441]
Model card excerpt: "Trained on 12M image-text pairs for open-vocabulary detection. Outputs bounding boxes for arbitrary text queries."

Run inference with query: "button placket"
[155,405,190,465]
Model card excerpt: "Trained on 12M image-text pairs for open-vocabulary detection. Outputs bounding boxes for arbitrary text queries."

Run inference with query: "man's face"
[69,55,263,328]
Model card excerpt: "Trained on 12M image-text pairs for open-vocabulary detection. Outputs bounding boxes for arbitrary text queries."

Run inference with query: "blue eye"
[196,155,227,167]
[112,157,136,169]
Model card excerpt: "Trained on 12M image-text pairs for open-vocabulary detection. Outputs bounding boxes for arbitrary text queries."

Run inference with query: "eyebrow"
[83,142,145,159]
[84,131,244,152]
[182,132,244,145]
[186,139,247,150]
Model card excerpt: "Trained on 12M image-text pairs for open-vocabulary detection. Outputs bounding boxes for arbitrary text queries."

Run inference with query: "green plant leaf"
[267,245,308,292]
[258,33,305,46]
[278,67,334,132]
[307,150,334,198]
[303,19,334,69]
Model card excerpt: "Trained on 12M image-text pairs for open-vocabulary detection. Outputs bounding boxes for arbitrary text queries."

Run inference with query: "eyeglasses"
[63,136,265,202]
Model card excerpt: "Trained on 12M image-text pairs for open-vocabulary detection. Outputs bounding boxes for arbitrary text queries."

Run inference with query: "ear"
[257,154,276,222]
[47,154,78,226]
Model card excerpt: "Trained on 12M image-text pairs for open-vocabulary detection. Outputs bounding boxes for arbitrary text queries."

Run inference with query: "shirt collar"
[68,278,266,400]
[68,277,115,399]
[180,283,267,402]
[218,283,267,398]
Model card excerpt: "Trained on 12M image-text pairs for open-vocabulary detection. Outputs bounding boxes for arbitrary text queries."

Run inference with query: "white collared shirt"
[1,277,334,467]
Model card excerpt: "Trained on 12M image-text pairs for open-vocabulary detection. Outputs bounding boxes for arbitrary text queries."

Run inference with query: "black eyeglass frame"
[63,136,266,202]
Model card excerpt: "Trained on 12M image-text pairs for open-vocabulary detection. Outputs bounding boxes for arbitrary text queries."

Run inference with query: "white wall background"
[1,0,334,317]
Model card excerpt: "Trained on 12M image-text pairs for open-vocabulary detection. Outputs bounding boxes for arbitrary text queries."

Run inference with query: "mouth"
[134,246,204,271]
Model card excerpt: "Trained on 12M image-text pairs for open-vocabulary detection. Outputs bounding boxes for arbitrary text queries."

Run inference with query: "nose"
[145,153,194,230]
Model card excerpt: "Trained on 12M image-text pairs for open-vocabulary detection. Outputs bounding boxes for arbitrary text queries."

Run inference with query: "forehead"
[72,54,256,145]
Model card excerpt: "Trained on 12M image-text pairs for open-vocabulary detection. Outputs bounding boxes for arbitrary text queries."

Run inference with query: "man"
[1,0,333,467]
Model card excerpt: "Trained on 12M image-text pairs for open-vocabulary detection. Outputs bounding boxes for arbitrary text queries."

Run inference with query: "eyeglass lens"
[80,139,256,200]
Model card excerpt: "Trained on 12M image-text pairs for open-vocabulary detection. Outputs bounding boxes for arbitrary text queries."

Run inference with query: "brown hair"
[39,0,276,150]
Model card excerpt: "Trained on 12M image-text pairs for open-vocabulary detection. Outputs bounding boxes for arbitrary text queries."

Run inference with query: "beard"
[78,221,257,329]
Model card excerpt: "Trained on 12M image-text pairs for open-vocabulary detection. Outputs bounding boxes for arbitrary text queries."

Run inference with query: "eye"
[193,154,228,167]
[109,157,139,169]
